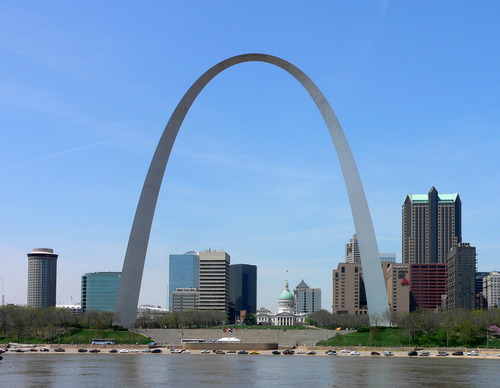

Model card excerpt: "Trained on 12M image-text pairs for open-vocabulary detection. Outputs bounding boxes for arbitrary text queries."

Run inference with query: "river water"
[1,353,499,387]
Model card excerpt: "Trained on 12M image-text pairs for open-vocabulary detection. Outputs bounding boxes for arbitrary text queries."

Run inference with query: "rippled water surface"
[1,353,499,387]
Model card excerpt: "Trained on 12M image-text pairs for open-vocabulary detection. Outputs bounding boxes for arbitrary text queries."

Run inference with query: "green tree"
[243,313,256,325]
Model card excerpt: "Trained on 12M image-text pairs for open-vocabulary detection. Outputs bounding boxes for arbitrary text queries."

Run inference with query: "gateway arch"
[115,53,388,327]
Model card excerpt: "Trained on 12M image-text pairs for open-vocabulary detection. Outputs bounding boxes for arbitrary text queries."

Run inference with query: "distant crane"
[1,277,5,306]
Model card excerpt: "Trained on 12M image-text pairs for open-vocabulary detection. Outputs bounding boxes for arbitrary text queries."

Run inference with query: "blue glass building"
[168,251,200,311]
[81,272,121,313]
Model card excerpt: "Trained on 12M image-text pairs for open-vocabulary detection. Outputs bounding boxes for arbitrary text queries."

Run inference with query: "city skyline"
[1,2,500,311]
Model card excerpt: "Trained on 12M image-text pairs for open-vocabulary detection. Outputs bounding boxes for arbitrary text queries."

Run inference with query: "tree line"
[307,308,500,347]
[134,309,226,329]
[0,305,122,343]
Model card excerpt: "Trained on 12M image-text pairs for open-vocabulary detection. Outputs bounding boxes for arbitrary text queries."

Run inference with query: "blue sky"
[1,1,499,312]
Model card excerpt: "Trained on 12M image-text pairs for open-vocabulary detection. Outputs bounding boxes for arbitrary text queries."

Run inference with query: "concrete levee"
[184,342,277,351]
[138,328,352,347]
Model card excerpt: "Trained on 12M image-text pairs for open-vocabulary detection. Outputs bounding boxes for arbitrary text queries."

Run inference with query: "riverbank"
[3,345,500,359]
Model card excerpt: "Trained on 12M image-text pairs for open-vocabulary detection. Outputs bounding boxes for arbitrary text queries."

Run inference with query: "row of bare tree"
[134,309,226,329]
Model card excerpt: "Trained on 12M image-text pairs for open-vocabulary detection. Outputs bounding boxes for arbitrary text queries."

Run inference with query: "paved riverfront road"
[1,353,500,387]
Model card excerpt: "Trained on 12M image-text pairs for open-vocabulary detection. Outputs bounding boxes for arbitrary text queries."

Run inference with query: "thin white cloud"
[0,141,107,172]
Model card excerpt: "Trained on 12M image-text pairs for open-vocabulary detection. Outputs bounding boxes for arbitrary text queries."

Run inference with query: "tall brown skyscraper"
[402,187,461,264]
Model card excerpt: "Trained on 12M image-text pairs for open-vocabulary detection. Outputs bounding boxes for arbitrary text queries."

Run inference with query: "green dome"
[279,281,294,300]
[279,290,294,300]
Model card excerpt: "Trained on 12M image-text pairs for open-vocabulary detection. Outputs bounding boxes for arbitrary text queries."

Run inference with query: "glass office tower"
[168,251,200,311]
[81,272,121,313]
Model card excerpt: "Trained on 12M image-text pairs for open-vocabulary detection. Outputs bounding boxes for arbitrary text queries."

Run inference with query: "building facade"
[409,264,447,311]
[81,272,121,313]
[332,263,367,315]
[294,280,321,314]
[345,234,360,264]
[475,271,489,310]
[483,272,500,309]
[256,280,307,326]
[380,253,397,263]
[383,262,410,313]
[198,250,231,317]
[172,288,200,312]
[137,304,168,318]
[168,251,199,311]
[402,187,461,264]
[229,264,257,320]
[446,243,476,310]
[27,248,58,308]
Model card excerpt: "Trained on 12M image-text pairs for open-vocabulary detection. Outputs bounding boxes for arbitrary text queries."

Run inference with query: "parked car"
[467,350,479,356]
[272,350,281,355]
[408,351,418,356]
[238,350,249,354]
[452,351,463,356]
[119,349,129,353]
[89,349,100,353]
[39,348,49,352]
[370,351,380,356]
[151,348,162,353]
[29,348,38,352]
[418,351,430,356]
[341,349,351,353]
[78,349,88,353]
[326,350,337,356]
[296,350,305,354]
[249,351,260,355]
[437,351,449,356]
[227,350,236,354]
[306,350,316,355]
[54,348,65,352]
[109,349,118,353]
[215,350,225,355]
[282,349,294,355]
[350,351,360,356]
[141,348,151,353]
[383,351,394,357]
[201,349,211,354]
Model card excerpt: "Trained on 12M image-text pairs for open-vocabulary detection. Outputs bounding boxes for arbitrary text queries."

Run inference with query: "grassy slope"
[1,329,150,345]
[317,328,500,348]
